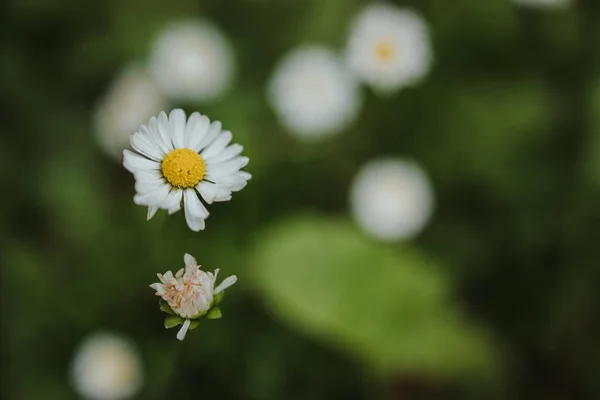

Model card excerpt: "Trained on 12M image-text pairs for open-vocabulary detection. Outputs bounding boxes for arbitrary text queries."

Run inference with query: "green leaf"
[164,315,184,329]
[159,299,175,315]
[212,291,224,306]
[206,307,222,320]
[188,320,201,330]
[252,215,497,378]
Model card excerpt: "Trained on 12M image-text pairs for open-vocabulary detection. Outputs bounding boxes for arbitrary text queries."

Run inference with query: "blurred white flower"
[151,253,237,340]
[123,109,251,232]
[93,66,166,159]
[346,3,433,93]
[71,332,143,400]
[148,20,235,102]
[350,158,434,241]
[510,0,571,8]
[268,45,361,140]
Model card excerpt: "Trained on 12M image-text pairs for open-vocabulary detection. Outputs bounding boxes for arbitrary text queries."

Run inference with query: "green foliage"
[159,299,175,315]
[252,215,497,378]
[206,307,222,320]
[164,315,185,329]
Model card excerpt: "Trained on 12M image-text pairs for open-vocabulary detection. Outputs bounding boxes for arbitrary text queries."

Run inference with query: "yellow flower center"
[375,41,396,62]
[161,148,205,189]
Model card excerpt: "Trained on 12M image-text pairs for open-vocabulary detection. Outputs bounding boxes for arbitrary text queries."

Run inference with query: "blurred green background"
[2,0,600,399]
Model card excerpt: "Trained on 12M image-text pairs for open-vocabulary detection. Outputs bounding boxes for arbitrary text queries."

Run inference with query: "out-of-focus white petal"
[94,65,166,159]
[268,45,361,140]
[350,158,434,241]
[148,20,235,102]
[346,4,432,92]
[71,332,143,400]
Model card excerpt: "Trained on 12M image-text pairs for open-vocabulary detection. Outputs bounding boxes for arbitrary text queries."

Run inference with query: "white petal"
[129,131,161,161]
[135,180,163,195]
[169,109,186,148]
[238,171,252,180]
[176,319,191,341]
[158,111,175,150]
[201,130,232,159]
[204,143,243,163]
[134,183,170,206]
[214,275,237,294]
[175,268,185,278]
[193,120,222,152]
[135,172,164,194]
[149,282,166,294]
[146,117,172,155]
[205,156,249,177]
[184,112,210,149]
[147,206,159,220]
[123,150,160,173]
[183,253,196,266]
[183,190,209,231]
[197,181,233,204]
[198,273,216,291]
[134,168,163,183]
[163,189,183,211]
[162,271,174,282]
[205,171,251,192]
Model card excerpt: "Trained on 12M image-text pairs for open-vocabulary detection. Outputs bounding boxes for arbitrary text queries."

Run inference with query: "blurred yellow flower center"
[161,148,205,188]
[375,41,395,62]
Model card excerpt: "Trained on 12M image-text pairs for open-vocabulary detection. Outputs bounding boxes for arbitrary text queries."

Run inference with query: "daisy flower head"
[268,45,361,140]
[346,3,433,93]
[71,332,143,400]
[148,19,235,102]
[94,65,166,159]
[350,158,434,241]
[510,0,571,9]
[122,109,251,231]
[150,253,238,341]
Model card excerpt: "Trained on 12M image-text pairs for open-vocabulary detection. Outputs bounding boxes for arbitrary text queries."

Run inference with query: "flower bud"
[150,253,237,340]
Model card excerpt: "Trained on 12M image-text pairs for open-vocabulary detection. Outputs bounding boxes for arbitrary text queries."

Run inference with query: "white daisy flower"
[71,332,143,400]
[350,158,434,241]
[267,45,361,140]
[93,65,166,159]
[148,19,235,102]
[150,253,237,341]
[510,0,571,9]
[122,109,251,231]
[346,3,433,93]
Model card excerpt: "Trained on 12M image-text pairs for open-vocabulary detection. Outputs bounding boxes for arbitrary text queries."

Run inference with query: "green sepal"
[213,291,225,306]
[188,320,201,330]
[164,315,184,329]
[159,299,175,315]
[206,307,222,319]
